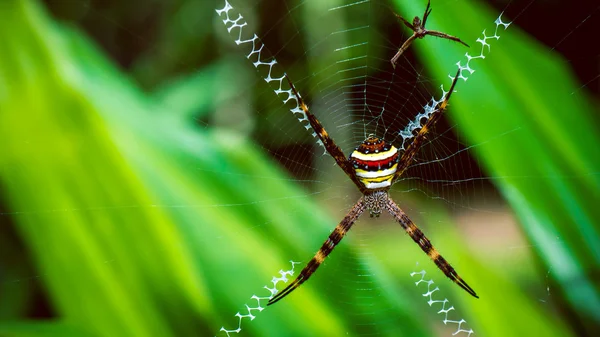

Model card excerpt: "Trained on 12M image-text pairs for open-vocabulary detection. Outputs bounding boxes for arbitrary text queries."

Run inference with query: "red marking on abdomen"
[353,153,398,170]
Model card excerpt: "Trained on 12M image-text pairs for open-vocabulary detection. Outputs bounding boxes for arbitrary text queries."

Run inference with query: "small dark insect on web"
[390,0,469,68]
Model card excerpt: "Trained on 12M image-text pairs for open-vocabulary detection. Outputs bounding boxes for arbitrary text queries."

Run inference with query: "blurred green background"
[1,0,599,336]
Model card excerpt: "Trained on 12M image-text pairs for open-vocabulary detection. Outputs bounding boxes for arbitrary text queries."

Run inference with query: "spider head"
[349,136,399,190]
[364,191,388,217]
[412,16,422,28]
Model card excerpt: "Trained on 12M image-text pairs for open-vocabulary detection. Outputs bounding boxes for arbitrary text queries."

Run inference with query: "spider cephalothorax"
[267,2,477,307]
[363,190,389,217]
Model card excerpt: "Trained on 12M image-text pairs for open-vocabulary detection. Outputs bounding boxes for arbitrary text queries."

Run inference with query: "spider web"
[1,0,600,336]
[214,0,514,214]
[214,0,510,334]
[213,0,600,335]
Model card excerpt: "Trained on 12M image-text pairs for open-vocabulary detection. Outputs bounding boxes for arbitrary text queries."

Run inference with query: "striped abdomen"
[349,136,398,190]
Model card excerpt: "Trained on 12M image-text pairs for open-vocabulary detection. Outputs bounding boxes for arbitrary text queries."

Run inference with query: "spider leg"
[392,68,461,182]
[268,198,366,305]
[390,34,419,69]
[285,75,367,194]
[392,0,468,67]
[385,197,478,298]
[393,12,416,31]
[427,30,470,48]
[422,0,432,27]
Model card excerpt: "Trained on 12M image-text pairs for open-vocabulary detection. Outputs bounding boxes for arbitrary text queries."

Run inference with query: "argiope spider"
[267,67,478,306]
[391,0,469,68]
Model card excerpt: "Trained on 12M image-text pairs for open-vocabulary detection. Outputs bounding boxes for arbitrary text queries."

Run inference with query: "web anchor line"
[215,0,326,152]
[411,270,475,336]
[216,261,300,337]
[398,13,512,150]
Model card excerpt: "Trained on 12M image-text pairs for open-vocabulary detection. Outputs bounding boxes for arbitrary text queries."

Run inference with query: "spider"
[267,68,478,306]
[391,0,469,68]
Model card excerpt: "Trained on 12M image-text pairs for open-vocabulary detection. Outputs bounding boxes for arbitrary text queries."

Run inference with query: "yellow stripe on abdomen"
[350,136,399,190]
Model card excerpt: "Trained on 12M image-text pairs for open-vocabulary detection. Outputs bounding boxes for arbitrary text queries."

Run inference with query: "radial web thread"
[216,261,300,337]
[215,0,326,151]
[399,14,512,150]
[411,270,474,336]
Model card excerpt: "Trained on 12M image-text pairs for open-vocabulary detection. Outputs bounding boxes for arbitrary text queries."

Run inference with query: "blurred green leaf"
[0,321,95,337]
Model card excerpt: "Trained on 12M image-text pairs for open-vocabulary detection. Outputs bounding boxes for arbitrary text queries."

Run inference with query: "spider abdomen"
[349,136,398,190]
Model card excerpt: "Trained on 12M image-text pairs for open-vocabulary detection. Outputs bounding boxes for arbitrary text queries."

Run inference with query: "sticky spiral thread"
[215,0,325,150]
